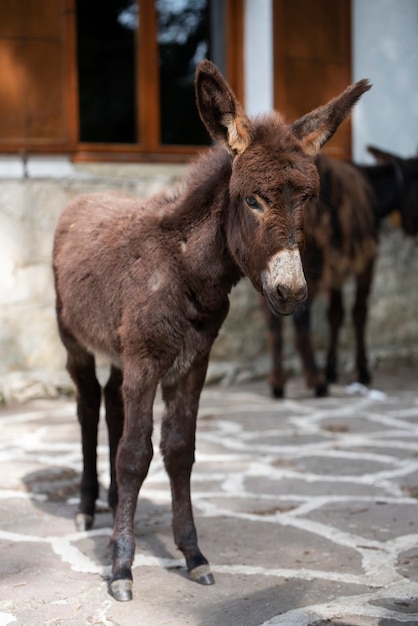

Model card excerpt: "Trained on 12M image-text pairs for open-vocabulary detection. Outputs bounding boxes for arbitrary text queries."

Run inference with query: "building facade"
[0,0,417,395]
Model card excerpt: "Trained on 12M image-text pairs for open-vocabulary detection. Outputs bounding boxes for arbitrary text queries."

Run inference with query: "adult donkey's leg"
[293,304,328,397]
[65,342,102,531]
[261,297,287,398]
[104,365,124,516]
[352,261,374,385]
[160,356,214,585]
[325,287,344,383]
[110,360,158,602]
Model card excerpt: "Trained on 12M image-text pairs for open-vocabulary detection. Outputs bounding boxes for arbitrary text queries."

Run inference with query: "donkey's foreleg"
[352,263,374,385]
[160,357,214,586]
[66,348,101,531]
[110,364,158,602]
[326,287,344,383]
[104,365,124,515]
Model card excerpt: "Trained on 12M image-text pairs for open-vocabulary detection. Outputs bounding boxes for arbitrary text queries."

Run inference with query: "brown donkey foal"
[53,60,370,601]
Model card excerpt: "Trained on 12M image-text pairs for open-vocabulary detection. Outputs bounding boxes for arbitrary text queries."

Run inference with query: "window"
[77,0,138,144]
[0,0,243,161]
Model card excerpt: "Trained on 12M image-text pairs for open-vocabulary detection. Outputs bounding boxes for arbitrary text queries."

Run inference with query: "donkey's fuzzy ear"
[291,79,372,156]
[367,145,399,162]
[195,60,252,156]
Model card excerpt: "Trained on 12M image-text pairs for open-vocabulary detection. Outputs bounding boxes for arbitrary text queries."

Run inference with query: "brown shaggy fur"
[53,60,369,601]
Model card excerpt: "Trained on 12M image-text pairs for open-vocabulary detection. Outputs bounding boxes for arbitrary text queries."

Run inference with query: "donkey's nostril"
[298,283,308,302]
[276,283,307,303]
[276,286,285,302]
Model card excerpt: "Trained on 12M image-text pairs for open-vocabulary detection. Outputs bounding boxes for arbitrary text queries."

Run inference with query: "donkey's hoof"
[315,384,328,398]
[189,564,215,585]
[110,578,133,602]
[358,372,371,386]
[75,512,94,531]
[272,385,284,399]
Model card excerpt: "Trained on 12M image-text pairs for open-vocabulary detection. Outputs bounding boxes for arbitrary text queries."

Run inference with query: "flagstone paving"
[1,375,418,625]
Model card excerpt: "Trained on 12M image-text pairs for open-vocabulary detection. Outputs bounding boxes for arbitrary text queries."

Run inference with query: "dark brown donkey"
[53,60,369,601]
[367,145,418,236]
[265,147,418,398]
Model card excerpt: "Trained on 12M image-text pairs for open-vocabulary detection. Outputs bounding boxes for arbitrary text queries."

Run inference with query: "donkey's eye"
[301,194,313,204]
[246,196,263,211]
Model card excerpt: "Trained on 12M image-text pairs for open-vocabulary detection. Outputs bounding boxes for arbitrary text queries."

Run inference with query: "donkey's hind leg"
[104,365,124,516]
[326,287,344,383]
[352,261,374,385]
[64,339,102,531]
[160,357,214,586]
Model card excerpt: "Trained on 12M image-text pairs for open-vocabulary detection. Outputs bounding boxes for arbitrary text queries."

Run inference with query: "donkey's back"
[306,154,377,289]
[54,190,168,364]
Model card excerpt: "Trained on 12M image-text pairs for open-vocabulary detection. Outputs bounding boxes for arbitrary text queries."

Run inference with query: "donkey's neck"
[162,148,232,228]
[161,147,242,300]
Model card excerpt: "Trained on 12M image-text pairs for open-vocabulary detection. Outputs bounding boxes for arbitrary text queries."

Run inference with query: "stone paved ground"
[1,370,418,626]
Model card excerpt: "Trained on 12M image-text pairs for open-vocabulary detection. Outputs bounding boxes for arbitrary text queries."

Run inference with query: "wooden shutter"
[0,0,76,152]
[273,0,352,159]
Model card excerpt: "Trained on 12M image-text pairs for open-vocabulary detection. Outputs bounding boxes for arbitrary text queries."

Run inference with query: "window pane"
[158,0,216,146]
[76,0,137,143]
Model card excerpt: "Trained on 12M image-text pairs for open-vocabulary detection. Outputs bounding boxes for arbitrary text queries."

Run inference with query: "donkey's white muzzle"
[261,249,307,316]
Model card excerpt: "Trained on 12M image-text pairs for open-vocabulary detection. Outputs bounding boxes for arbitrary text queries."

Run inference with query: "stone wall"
[1,163,417,400]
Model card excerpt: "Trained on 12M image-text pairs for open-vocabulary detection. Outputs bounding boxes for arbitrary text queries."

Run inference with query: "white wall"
[352,0,418,163]
[244,0,273,116]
